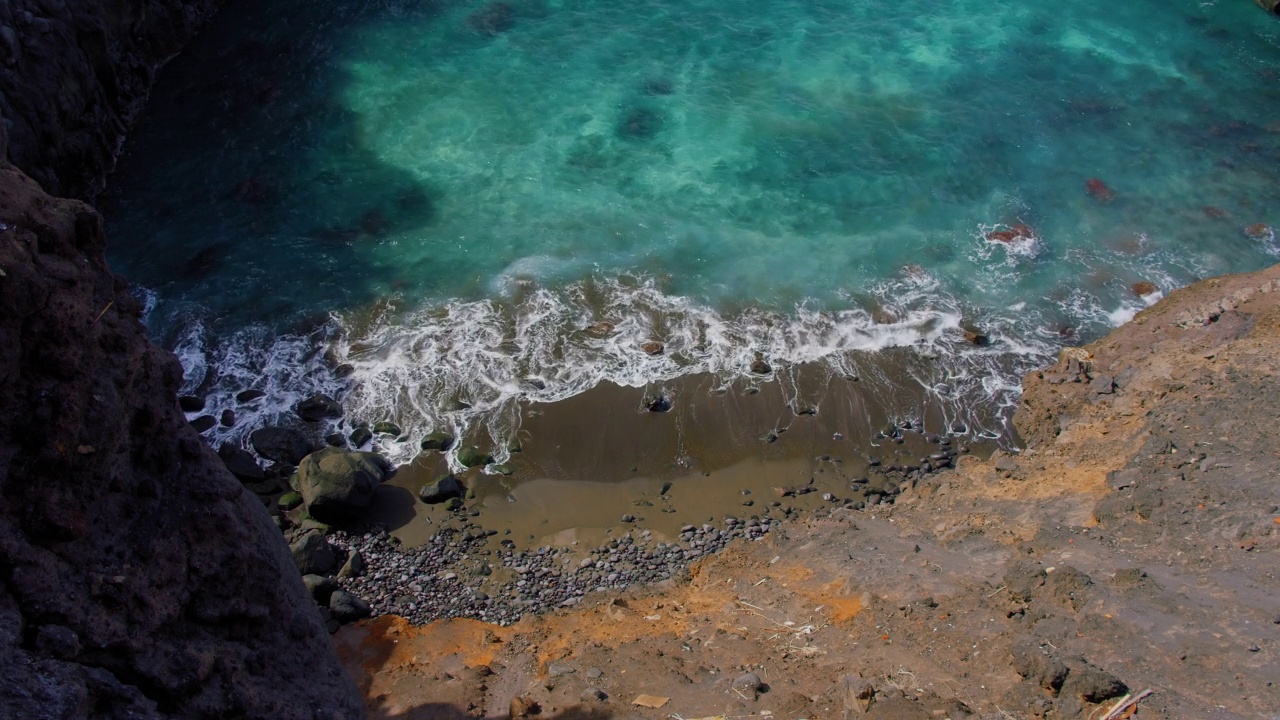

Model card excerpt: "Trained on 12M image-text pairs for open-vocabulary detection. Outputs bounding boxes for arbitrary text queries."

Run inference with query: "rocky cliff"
[0,55,364,720]
[0,0,222,199]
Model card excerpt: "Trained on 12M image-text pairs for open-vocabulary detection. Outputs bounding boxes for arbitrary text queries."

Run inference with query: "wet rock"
[189,415,217,433]
[491,464,514,476]
[296,393,343,422]
[750,357,772,374]
[420,474,465,504]
[220,409,236,427]
[236,388,267,403]
[324,433,347,447]
[963,326,990,346]
[640,340,665,355]
[329,590,372,623]
[290,533,338,575]
[334,363,355,377]
[296,447,393,523]
[420,432,455,451]
[457,446,494,468]
[349,426,373,448]
[251,427,316,465]
[1131,281,1157,297]
[645,395,672,412]
[372,420,402,436]
[218,444,266,483]
[178,395,205,412]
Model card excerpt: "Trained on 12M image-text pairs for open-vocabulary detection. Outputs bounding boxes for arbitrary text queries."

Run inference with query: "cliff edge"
[0,120,364,717]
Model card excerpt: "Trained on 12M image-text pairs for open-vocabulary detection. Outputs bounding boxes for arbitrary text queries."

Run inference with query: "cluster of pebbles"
[327,516,778,626]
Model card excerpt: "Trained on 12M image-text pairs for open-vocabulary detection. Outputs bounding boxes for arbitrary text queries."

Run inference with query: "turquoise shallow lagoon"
[103,0,1280,463]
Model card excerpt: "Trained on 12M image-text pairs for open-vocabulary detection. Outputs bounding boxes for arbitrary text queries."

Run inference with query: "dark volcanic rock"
[250,426,316,465]
[420,431,455,451]
[0,0,224,200]
[457,445,494,468]
[296,447,393,523]
[296,393,343,421]
[218,443,266,482]
[0,161,362,716]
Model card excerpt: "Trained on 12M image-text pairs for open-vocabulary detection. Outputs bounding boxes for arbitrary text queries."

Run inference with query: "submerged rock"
[467,2,515,35]
[619,107,662,139]
[296,447,393,523]
[1085,177,1115,203]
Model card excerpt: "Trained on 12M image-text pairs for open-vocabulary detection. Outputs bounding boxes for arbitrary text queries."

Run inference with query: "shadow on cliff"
[97,0,454,337]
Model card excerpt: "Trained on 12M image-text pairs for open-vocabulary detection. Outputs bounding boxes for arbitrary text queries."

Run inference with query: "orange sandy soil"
[337,265,1280,720]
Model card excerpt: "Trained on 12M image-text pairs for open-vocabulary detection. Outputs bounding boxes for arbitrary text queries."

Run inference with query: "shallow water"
[103,0,1280,464]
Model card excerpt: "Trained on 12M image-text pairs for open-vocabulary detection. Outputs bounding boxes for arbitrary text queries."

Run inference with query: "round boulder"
[419,474,465,504]
[296,447,393,523]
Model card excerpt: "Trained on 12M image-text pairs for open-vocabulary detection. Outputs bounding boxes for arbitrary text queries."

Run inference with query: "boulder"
[178,395,205,412]
[750,357,772,374]
[420,431,455,451]
[189,415,217,433]
[296,393,343,422]
[329,590,372,623]
[251,427,316,465]
[278,492,302,511]
[217,444,265,482]
[296,447,393,523]
[338,550,365,579]
[220,409,236,427]
[302,575,338,604]
[236,388,267,403]
[372,420,402,436]
[290,533,337,576]
[640,340,665,355]
[457,446,493,468]
[420,474,465,504]
[349,425,373,448]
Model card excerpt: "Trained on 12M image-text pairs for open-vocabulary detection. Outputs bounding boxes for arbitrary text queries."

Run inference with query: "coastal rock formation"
[0,0,223,199]
[0,131,363,717]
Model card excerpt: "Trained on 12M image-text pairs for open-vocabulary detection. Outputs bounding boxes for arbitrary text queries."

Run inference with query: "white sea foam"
[160,270,1070,469]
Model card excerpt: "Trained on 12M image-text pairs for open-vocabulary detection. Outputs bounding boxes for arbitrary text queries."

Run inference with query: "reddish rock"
[1085,178,1115,203]
[1245,223,1272,239]
[1132,281,1158,297]
[641,341,665,355]
[985,222,1037,243]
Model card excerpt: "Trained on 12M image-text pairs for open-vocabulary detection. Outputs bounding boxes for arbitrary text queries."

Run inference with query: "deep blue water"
[103,0,1280,464]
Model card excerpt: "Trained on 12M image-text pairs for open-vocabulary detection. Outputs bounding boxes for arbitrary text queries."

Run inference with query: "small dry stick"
[91,300,114,326]
[985,585,1007,598]
[1100,689,1153,720]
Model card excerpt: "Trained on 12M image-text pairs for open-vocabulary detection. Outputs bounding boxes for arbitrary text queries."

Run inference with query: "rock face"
[0,0,223,200]
[296,447,393,523]
[0,155,363,716]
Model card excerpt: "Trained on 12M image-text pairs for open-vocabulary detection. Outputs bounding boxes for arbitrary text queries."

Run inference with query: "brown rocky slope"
[0,121,363,717]
[338,265,1280,719]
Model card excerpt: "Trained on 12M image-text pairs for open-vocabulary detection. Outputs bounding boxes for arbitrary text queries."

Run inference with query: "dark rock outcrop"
[0,0,224,199]
[0,158,363,717]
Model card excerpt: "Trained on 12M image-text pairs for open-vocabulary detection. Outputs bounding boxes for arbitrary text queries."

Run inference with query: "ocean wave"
[173,270,1065,469]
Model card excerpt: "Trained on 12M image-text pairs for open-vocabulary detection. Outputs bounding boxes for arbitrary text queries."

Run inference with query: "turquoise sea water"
[104,0,1280,464]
